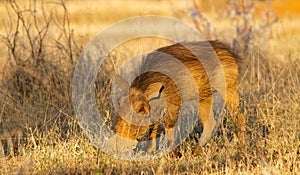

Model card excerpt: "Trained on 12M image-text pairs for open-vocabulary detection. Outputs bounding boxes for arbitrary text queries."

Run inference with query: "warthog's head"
[113,74,167,140]
[126,87,151,115]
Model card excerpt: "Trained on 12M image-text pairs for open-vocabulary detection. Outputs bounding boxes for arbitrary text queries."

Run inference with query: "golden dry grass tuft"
[0,0,299,174]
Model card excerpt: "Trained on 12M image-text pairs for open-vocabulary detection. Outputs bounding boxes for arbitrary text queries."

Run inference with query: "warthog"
[113,41,246,155]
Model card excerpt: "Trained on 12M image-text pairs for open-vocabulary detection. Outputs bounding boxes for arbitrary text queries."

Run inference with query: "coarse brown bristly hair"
[114,40,246,155]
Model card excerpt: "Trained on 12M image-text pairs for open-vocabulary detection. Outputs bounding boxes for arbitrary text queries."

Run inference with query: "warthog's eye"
[137,103,150,115]
[138,107,146,114]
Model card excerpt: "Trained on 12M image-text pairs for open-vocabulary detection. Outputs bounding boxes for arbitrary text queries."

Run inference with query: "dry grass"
[0,0,299,174]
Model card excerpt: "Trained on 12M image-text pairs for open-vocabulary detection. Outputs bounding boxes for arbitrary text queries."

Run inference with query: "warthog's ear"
[114,74,129,95]
[147,83,165,102]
